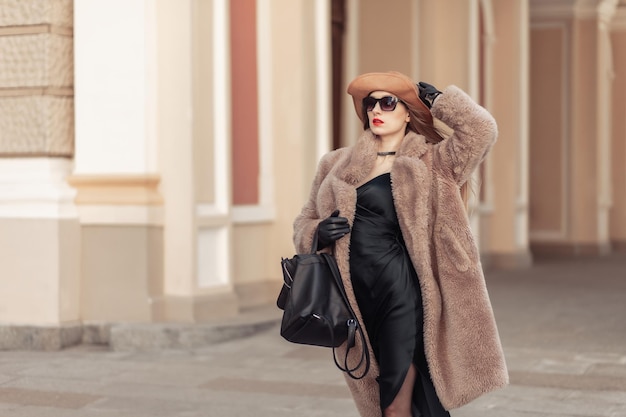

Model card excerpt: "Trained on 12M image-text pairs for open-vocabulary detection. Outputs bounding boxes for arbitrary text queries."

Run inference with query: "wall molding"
[0,87,73,97]
[74,205,163,226]
[611,5,626,29]
[530,240,612,257]
[0,157,76,219]
[232,205,276,224]
[67,174,163,205]
[0,24,73,37]
[530,0,618,20]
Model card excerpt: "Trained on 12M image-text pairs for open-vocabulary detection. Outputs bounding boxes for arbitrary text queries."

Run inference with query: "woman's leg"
[383,364,417,417]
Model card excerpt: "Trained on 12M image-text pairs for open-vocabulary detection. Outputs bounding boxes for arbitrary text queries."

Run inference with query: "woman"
[293,71,508,417]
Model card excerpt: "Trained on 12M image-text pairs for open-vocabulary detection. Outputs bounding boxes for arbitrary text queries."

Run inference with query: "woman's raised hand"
[417,81,442,109]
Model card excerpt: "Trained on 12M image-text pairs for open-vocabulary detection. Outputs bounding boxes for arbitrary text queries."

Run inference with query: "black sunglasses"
[363,95,400,112]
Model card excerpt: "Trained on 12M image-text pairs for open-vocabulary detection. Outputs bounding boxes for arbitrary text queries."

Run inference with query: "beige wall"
[0,218,80,324]
[358,0,414,75]
[232,224,283,308]
[418,0,473,87]
[81,226,162,322]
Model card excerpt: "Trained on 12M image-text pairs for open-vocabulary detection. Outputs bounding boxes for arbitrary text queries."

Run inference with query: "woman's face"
[365,90,410,138]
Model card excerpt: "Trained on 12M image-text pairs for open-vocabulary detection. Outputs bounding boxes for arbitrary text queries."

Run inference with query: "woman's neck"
[376,133,405,153]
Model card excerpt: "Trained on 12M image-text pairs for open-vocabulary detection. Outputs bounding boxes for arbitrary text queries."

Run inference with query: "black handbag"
[277,232,370,379]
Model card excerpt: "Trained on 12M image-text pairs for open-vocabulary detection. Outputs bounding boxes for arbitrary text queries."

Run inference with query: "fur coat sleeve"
[293,85,508,416]
[293,149,347,254]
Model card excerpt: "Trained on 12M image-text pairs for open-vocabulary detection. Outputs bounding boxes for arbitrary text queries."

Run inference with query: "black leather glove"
[317,209,350,250]
[417,81,442,109]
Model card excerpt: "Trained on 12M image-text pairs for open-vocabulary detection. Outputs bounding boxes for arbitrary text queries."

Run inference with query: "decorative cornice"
[597,0,620,22]
[611,4,626,29]
[0,24,72,37]
[531,0,618,21]
[530,0,580,19]
[0,87,73,97]
[67,174,163,206]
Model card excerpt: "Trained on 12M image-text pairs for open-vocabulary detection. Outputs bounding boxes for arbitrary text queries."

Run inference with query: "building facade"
[0,0,624,348]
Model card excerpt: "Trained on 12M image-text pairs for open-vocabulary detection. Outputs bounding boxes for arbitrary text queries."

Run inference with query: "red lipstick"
[372,118,383,126]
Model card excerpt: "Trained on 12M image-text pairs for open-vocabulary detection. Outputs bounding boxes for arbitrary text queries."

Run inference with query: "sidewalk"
[0,253,625,417]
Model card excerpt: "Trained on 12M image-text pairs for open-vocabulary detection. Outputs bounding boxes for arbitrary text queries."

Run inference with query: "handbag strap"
[321,252,371,380]
[310,226,320,253]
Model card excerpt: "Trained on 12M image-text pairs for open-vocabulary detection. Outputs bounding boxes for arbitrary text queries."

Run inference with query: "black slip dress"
[349,173,450,417]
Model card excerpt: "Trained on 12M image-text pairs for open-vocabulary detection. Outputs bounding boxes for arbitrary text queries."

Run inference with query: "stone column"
[0,0,81,348]
[153,0,238,321]
[610,5,626,251]
[481,0,533,268]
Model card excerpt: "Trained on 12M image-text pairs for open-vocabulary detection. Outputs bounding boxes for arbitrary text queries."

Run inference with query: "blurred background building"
[0,0,624,348]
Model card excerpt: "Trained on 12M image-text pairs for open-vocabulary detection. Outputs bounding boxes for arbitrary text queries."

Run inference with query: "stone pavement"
[0,253,625,417]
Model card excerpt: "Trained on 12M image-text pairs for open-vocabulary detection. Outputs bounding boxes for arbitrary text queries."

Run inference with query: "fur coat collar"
[293,86,508,415]
[340,128,430,186]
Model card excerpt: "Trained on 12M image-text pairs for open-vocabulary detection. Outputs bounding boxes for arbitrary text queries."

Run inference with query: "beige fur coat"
[293,85,508,415]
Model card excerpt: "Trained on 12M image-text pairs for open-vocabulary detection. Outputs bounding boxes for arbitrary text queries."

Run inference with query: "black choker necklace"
[377,151,396,156]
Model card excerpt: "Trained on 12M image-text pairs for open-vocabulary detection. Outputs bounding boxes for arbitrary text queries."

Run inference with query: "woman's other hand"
[317,210,350,249]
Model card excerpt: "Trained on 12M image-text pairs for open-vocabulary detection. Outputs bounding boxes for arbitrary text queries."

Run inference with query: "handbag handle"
[312,224,371,379]
[321,252,371,380]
